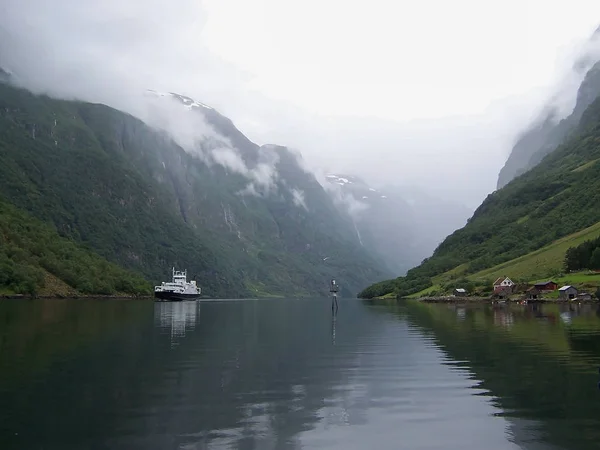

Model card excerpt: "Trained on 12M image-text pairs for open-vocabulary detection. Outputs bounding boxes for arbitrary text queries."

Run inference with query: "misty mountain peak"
[145,89,213,111]
[497,51,600,189]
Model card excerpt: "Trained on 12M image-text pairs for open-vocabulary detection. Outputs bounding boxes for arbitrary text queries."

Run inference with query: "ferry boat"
[154,268,201,301]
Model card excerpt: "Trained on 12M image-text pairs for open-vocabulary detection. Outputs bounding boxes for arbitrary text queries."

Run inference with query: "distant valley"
[323,174,471,274]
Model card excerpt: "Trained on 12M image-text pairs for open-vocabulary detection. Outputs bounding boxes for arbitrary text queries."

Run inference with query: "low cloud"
[250,161,279,190]
[138,93,283,193]
[519,31,600,132]
[1,0,600,211]
[213,146,280,196]
[140,93,229,163]
[291,188,308,210]
[212,147,249,174]
[238,183,260,197]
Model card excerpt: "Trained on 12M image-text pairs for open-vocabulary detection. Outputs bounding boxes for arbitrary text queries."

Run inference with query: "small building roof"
[493,276,513,286]
[534,280,557,287]
[454,288,466,293]
[558,285,577,291]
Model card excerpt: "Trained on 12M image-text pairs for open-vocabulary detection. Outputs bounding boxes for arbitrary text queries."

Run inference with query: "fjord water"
[1,299,600,449]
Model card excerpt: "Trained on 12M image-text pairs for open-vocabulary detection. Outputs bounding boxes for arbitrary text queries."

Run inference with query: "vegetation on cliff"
[0,197,151,296]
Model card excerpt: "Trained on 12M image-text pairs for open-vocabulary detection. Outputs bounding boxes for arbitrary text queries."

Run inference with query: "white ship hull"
[154,291,200,301]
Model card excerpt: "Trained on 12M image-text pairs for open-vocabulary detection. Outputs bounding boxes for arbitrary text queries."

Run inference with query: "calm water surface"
[1,298,600,450]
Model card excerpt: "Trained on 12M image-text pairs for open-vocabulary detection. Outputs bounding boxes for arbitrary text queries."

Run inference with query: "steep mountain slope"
[359,93,600,298]
[497,56,600,189]
[324,174,471,274]
[0,79,391,297]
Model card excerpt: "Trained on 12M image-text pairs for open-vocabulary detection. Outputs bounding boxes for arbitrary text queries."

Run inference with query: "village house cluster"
[490,276,594,301]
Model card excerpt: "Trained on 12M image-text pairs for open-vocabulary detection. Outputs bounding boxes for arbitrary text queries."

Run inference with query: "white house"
[493,276,515,293]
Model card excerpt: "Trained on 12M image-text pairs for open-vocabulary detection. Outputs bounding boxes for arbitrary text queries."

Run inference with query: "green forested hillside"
[0,81,390,297]
[359,95,600,299]
[0,197,150,296]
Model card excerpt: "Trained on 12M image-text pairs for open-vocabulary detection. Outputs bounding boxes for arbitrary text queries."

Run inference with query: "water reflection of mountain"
[141,299,385,449]
[1,299,389,450]
[153,301,199,346]
[3,298,565,450]
[399,300,600,450]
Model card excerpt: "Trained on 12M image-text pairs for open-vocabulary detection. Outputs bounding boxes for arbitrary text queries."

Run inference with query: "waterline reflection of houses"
[559,312,572,325]
[493,308,514,328]
[154,301,199,347]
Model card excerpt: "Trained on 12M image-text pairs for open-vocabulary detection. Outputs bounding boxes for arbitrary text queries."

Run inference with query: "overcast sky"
[1,0,600,207]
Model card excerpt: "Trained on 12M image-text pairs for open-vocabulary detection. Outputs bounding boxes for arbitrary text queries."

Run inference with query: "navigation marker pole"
[330,279,339,313]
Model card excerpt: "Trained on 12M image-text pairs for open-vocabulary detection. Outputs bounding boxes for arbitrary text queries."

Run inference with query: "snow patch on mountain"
[326,174,354,186]
[146,90,213,110]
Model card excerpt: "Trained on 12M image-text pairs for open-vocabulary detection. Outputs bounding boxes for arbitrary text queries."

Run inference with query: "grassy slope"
[408,222,600,297]
[469,221,600,282]
[360,95,600,299]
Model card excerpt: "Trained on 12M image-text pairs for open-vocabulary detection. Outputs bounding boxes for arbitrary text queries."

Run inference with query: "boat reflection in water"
[154,300,199,347]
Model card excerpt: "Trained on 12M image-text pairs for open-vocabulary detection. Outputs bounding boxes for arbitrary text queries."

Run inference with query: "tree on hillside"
[564,237,600,271]
[590,248,600,270]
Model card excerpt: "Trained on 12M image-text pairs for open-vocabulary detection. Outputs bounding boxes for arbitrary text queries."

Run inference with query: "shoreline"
[403,296,599,304]
[0,294,154,300]
[412,296,490,303]
[0,294,274,301]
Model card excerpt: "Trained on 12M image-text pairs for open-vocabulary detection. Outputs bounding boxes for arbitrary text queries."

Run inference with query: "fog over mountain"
[497,28,600,188]
[2,0,600,209]
[322,174,472,274]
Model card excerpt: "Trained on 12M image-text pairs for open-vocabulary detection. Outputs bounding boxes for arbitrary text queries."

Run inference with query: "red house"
[533,280,558,292]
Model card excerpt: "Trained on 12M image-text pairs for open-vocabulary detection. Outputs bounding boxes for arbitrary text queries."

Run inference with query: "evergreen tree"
[591,248,600,270]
